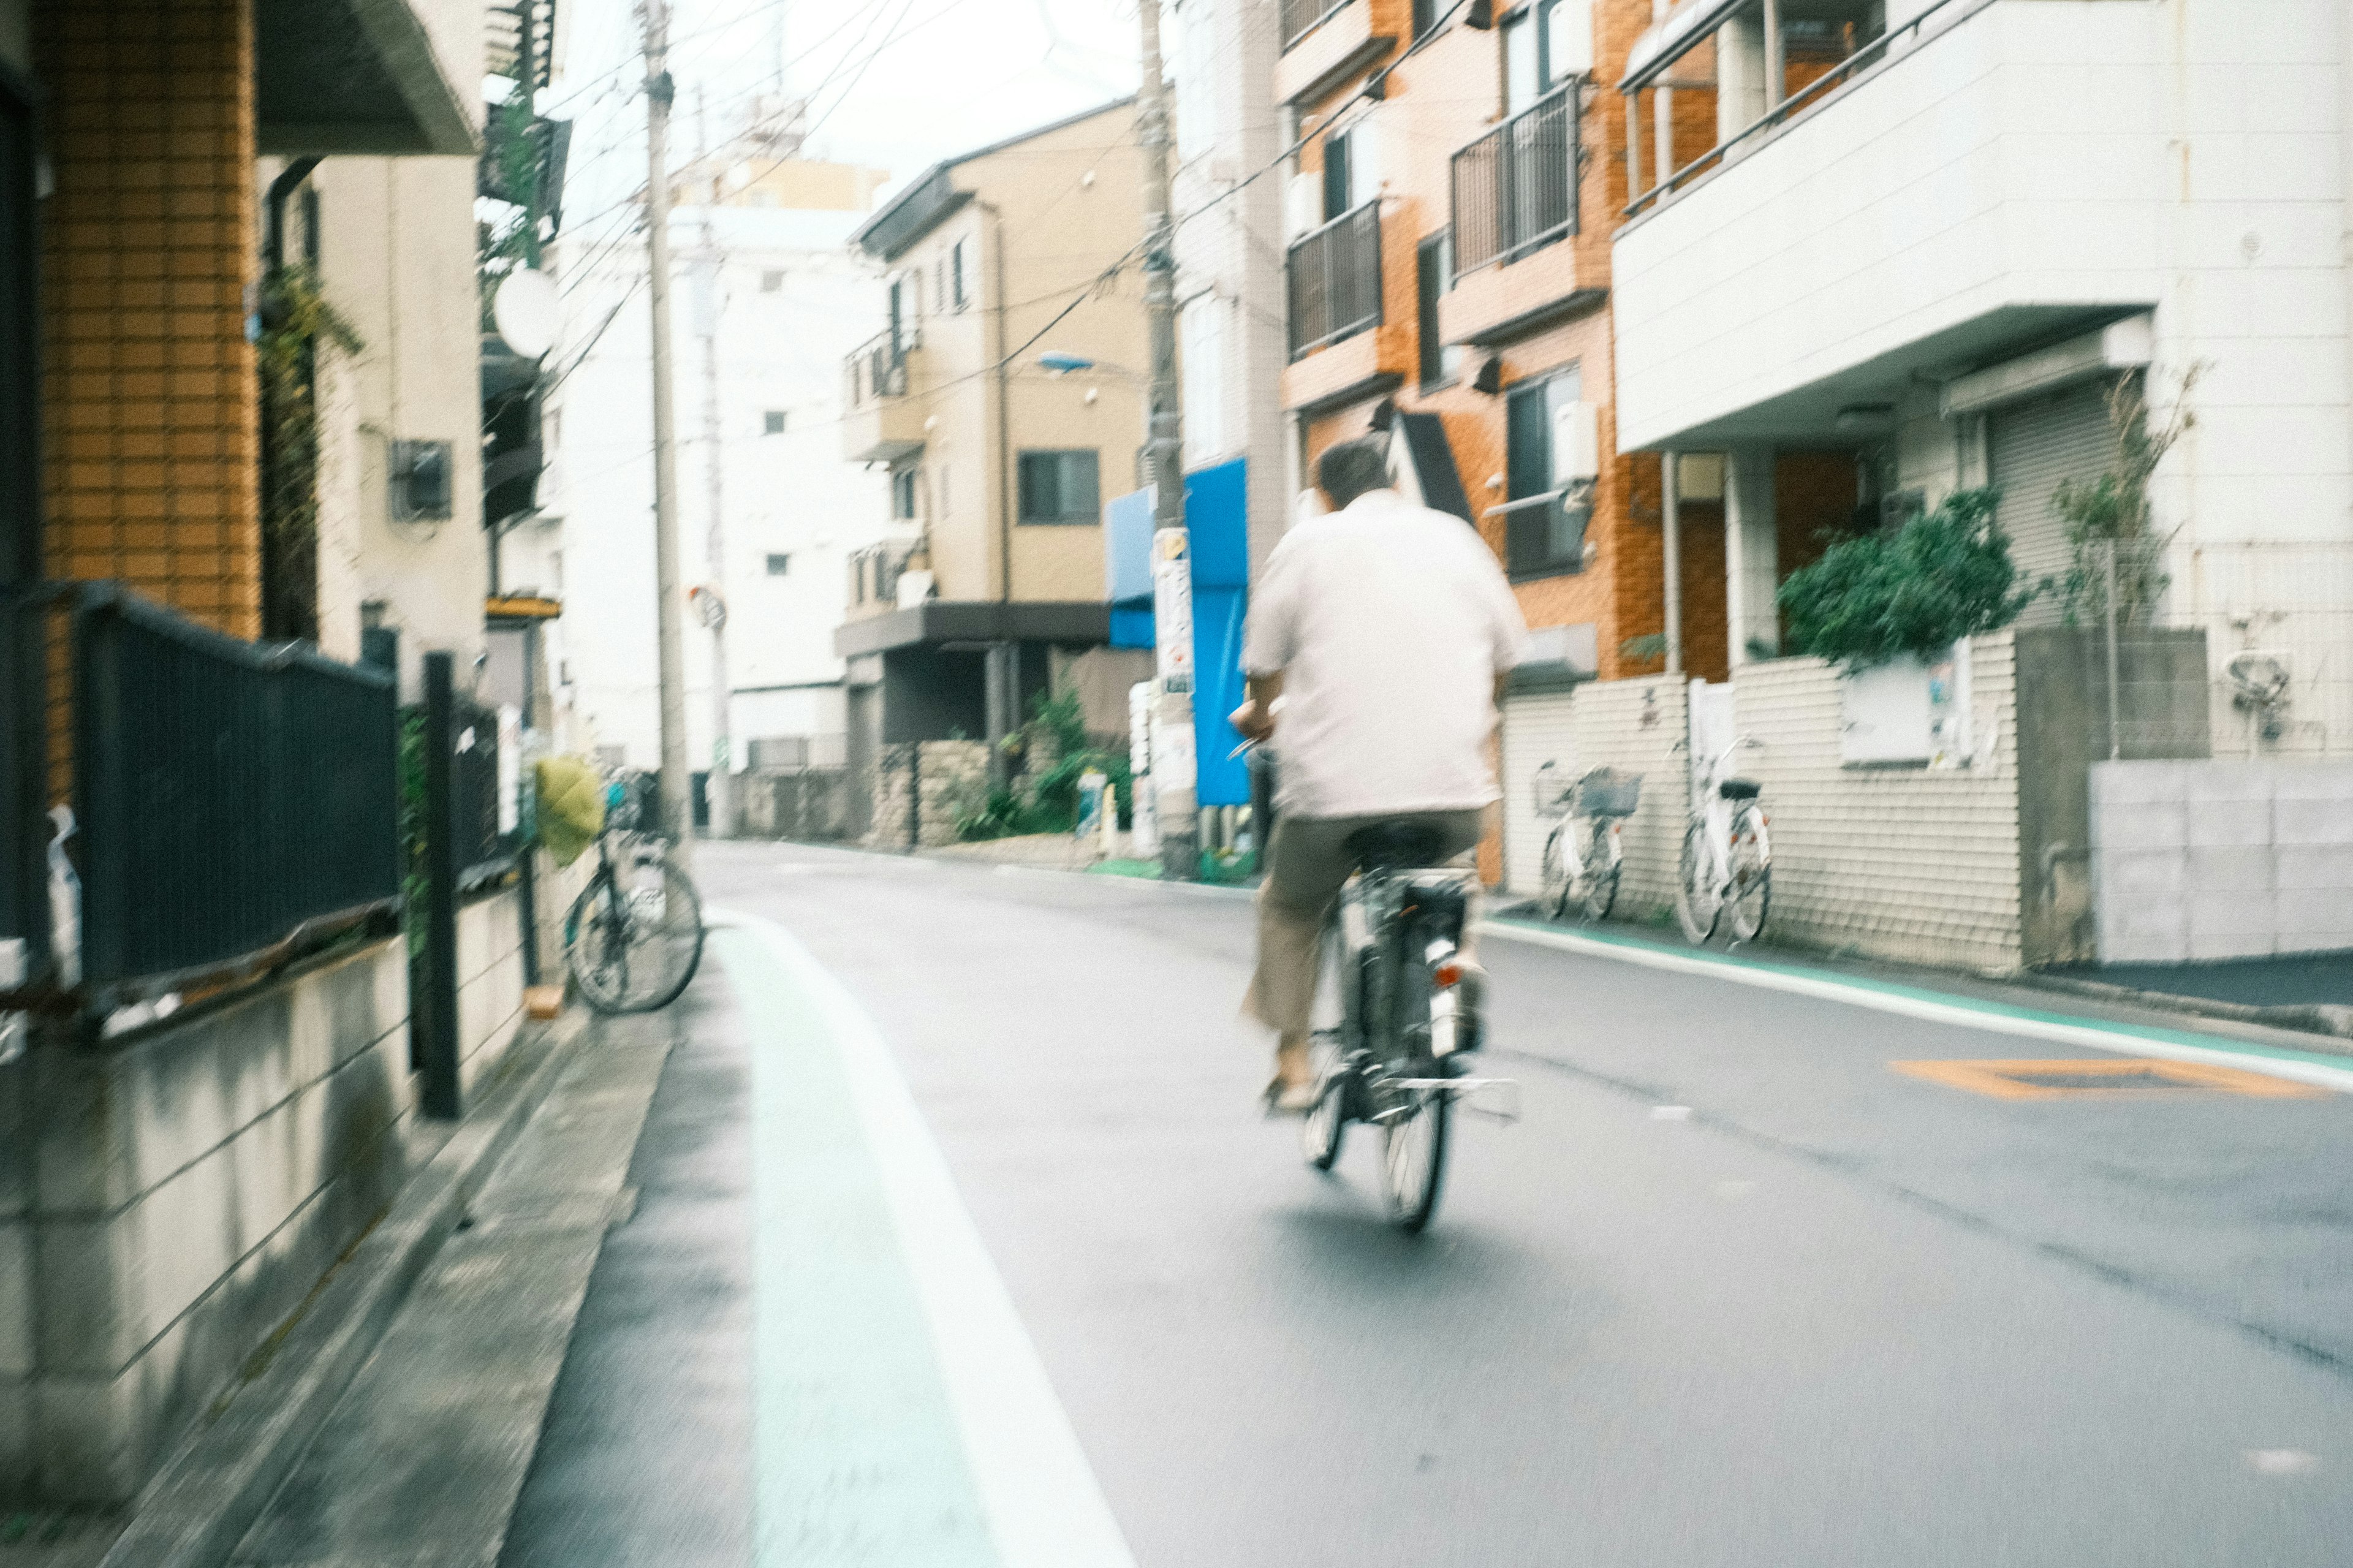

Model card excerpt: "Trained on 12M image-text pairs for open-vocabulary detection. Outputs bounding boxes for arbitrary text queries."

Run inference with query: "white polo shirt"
[1242,488,1527,820]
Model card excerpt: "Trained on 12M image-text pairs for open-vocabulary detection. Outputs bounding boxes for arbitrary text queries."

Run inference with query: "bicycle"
[1534,763,1643,923]
[563,778,706,1014]
[1673,736,1770,946]
[1298,822,1517,1232]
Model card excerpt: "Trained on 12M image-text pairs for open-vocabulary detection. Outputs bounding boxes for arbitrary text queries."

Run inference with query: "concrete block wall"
[1726,637,2025,971]
[4,887,532,1504]
[2090,760,2353,963]
[456,889,528,1097]
[1545,676,1691,922]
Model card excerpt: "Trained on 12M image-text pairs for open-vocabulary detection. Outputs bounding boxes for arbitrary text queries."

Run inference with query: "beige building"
[837,99,1153,804]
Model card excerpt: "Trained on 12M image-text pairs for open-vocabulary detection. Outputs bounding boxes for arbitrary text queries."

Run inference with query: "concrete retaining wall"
[2090,760,2353,963]
[739,768,854,841]
[0,887,531,1504]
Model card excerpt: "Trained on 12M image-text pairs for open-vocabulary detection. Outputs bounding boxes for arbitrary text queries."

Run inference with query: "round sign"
[492,268,561,360]
[689,585,727,630]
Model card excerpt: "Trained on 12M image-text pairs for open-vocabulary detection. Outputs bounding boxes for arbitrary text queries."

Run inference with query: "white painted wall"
[1615,0,2353,561]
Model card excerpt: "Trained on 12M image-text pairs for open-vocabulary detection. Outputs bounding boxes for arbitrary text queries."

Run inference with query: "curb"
[2015,970,2353,1045]
[99,1009,586,1568]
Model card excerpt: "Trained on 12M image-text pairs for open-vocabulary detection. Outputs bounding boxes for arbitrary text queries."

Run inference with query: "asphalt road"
[506,840,2353,1567]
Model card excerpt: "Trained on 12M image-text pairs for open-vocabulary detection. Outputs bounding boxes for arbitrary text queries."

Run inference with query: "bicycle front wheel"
[1724,805,1771,944]
[1675,820,1721,945]
[566,855,705,1013]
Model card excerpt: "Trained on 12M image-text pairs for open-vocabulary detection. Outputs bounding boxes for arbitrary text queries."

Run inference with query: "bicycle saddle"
[1718,778,1762,801]
[1345,821,1450,870]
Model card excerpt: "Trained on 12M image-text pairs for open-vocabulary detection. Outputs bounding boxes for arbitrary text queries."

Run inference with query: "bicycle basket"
[1573,767,1643,819]
[1531,761,1577,819]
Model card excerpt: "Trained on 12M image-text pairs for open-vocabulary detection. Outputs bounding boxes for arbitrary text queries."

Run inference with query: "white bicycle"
[1674,736,1770,945]
[1534,763,1643,923]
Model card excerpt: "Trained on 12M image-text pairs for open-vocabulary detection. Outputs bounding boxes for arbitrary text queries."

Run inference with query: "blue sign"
[1101,459,1253,806]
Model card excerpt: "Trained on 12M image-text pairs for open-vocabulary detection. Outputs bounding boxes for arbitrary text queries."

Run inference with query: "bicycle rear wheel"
[1675,820,1721,944]
[1539,825,1572,920]
[1724,805,1771,944]
[566,850,705,1013]
[1382,1080,1452,1232]
[1302,922,1351,1170]
[1572,820,1622,923]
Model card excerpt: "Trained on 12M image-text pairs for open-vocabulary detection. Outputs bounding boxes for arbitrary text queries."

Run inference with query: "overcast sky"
[553,0,1144,216]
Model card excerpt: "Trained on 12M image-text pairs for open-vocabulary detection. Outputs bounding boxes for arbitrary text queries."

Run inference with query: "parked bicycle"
[1673,736,1770,946]
[1534,763,1643,923]
[563,776,705,1014]
[1299,822,1517,1232]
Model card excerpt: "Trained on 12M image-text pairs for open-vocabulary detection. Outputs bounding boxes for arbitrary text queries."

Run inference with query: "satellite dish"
[493,268,560,360]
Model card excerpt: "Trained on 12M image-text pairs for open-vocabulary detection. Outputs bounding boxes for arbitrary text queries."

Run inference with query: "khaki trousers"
[1243,809,1487,1038]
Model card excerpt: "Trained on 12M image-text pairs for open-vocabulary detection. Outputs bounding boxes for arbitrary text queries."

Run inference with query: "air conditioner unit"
[1552,401,1600,485]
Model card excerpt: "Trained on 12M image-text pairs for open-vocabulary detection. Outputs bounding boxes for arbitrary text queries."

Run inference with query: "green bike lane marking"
[1486,917,2353,1095]
[710,912,1139,1568]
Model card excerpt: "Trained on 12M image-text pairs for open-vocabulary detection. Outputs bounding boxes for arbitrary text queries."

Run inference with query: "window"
[892,468,919,520]
[1412,0,1438,37]
[760,269,784,292]
[936,255,947,313]
[1504,0,1587,114]
[763,410,786,435]
[951,239,969,310]
[1503,367,1590,577]
[765,553,790,576]
[1017,450,1101,525]
[1415,232,1464,388]
[1320,128,1353,222]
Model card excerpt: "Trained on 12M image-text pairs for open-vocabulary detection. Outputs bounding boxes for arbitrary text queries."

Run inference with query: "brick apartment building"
[1273,0,1871,876]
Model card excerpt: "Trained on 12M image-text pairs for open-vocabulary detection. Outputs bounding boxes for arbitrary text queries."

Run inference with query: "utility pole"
[1138,0,1197,881]
[641,0,693,862]
[517,1,543,270]
[696,87,733,838]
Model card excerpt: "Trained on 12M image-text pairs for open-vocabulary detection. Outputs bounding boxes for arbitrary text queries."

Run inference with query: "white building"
[1613,0,2353,751]
[1171,0,1291,574]
[532,151,891,815]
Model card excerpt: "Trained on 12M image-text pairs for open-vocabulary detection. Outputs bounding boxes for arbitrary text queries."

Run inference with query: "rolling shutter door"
[1991,381,2115,626]
[1499,691,1578,895]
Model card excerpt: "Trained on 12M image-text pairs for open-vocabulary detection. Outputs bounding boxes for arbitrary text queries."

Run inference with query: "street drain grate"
[1890,1058,2325,1100]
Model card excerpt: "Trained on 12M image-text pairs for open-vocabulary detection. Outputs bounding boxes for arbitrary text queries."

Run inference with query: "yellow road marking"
[1890,1058,2329,1100]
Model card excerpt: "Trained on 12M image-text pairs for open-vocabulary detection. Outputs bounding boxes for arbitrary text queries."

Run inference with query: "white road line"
[718,907,1140,1568]
[1485,921,2353,1096]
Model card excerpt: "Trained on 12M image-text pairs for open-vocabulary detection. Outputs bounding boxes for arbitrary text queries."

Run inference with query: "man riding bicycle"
[1231,435,1528,1114]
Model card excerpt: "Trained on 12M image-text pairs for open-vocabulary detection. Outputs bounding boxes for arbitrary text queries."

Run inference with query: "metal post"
[1139,0,1198,881]
[1662,449,1684,676]
[641,1,694,865]
[696,87,733,838]
[2103,539,2122,762]
[1624,88,1643,203]
[1761,0,1784,113]
[420,651,461,1121]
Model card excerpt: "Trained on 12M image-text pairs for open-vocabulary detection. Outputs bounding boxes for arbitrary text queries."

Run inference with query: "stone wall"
[0,887,531,1504]
[866,741,989,852]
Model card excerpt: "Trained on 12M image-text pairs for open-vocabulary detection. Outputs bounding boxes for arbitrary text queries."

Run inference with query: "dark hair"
[1316,436,1395,510]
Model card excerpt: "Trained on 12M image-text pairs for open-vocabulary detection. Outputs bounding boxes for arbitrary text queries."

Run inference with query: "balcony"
[1440,86,1602,347]
[1275,0,1404,107]
[1611,0,2162,452]
[841,328,926,464]
[1287,202,1384,360]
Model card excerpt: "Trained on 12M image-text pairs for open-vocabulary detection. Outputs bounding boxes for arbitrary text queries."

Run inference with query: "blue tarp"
[1101,458,1252,807]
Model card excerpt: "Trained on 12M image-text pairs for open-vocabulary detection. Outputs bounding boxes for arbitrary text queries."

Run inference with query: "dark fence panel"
[1286,200,1382,360]
[450,700,507,884]
[74,585,399,986]
[1452,85,1578,275]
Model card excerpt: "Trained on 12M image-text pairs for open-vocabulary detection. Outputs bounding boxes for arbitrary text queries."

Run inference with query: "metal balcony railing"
[1286,200,1383,360]
[846,327,913,406]
[1280,0,1351,51]
[1451,85,1579,276]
